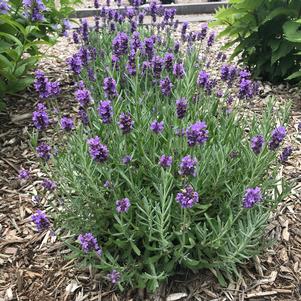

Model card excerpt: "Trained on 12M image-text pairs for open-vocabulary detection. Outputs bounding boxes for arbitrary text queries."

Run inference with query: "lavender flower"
[186,121,208,147]
[144,37,155,59]
[174,41,180,53]
[18,169,30,180]
[279,146,292,162]
[152,56,164,78]
[107,270,121,284]
[164,53,174,71]
[179,155,197,177]
[197,70,209,87]
[72,31,80,44]
[250,135,264,155]
[42,178,57,191]
[176,98,187,119]
[36,142,51,160]
[0,0,10,14]
[94,0,99,8]
[60,116,74,131]
[198,23,208,40]
[207,31,216,47]
[78,233,102,255]
[159,155,172,168]
[87,137,109,162]
[98,100,113,124]
[181,21,189,37]
[150,120,164,134]
[239,69,251,81]
[31,210,50,231]
[78,108,89,126]
[269,126,286,150]
[173,63,185,79]
[176,186,199,208]
[122,155,132,165]
[103,77,118,98]
[111,54,120,70]
[243,187,262,208]
[116,198,131,213]
[118,112,134,134]
[160,77,172,96]
[32,103,49,130]
[112,32,129,57]
[23,0,46,22]
[68,53,83,75]
[81,19,89,42]
[238,79,254,99]
[34,70,59,99]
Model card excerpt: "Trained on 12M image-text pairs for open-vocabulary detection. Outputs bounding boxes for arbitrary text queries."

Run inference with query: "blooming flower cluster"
[87,136,109,162]
[23,0,46,22]
[32,103,50,131]
[269,126,286,150]
[176,186,199,208]
[78,233,102,255]
[243,187,262,208]
[31,210,50,231]
[34,70,60,99]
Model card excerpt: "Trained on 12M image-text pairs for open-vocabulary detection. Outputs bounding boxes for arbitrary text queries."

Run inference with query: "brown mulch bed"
[1,31,301,301]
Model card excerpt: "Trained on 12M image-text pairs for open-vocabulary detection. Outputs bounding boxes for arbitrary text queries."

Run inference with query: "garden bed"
[0,18,301,301]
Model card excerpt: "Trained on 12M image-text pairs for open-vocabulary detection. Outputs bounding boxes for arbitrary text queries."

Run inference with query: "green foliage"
[0,0,81,107]
[35,19,293,292]
[213,0,301,84]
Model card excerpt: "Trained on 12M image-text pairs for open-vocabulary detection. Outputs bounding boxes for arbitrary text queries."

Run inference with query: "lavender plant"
[31,1,291,293]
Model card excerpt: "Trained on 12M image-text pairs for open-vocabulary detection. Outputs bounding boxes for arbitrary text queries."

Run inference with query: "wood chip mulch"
[0,32,301,301]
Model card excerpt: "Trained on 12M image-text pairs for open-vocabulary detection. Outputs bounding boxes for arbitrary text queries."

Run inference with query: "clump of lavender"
[198,23,208,40]
[23,0,46,22]
[103,77,118,98]
[31,210,50,231]
[98,101,113,124]
[42,178,57,191]
[238,79,255,99]
[207,31,216,47]
[61,116,74,131]
[36,142,51,160]
[179,155,197,177]
[122,155,132,165]
[197,70,209,88]
[176,186,199,208]
[164,53,174,71]
[116,198,131,213]
[78,233,102,255]
[160,77,172,96]
[176,98,187,119]
[18,169,30,180]
[186,121,208,147]
[87,136,109,162]
[269,126,286,150]
[243,187,262,208]
[119,112,134,134]
[150,120,164,134]
[75,83,92,107]
[279,146,292,163]
[78,108,89,126]
[250,135,264,155]
[68,53,83,74]
[112,32,129,57]
[159,155,172,168]
[152,56,164,78]
[32,103,50,130]
[107,270,121,284]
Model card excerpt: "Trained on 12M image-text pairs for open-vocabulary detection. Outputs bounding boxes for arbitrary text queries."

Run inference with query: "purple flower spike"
[31,210,50,231]
[197,70,209,87]
[159,155,172,168]
[18,169,30,180]
[173,63,185,79]
[36,142,51,160]
[78,108,89,126]
[112,32,129,57]
[150,120,164,134]
[116,198,131,213]
[164,53,174,71]
[87,136,109,162]
[176,98,187,119]
[186,121,208,147]
[279,146,292,163]
[42,178,57,191]
[108,270,121,284]
[122,155,132,165]
[176,186,199,208]
[98,100,113,124]
[0,0,10,14]
[103,77,118,98]
[67,53,83,75]
[78,233,102,255]
[207,31,216,47]
[75,84,92,107]
[269,126,286,150]
[250,135,264,155]
[118,112,134,134]
[179,155,197,177]
[160,77,173,96]
[61,116,74,131]
[32,103,49,131]
[243,187,262,208]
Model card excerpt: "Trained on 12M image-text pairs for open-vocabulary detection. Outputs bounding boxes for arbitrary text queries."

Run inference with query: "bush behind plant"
[213,0,301,84]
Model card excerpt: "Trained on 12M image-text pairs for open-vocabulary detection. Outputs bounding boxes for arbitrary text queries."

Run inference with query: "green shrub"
[213,0,301,84]
[31,5,292,293]
[0,0,81,109]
